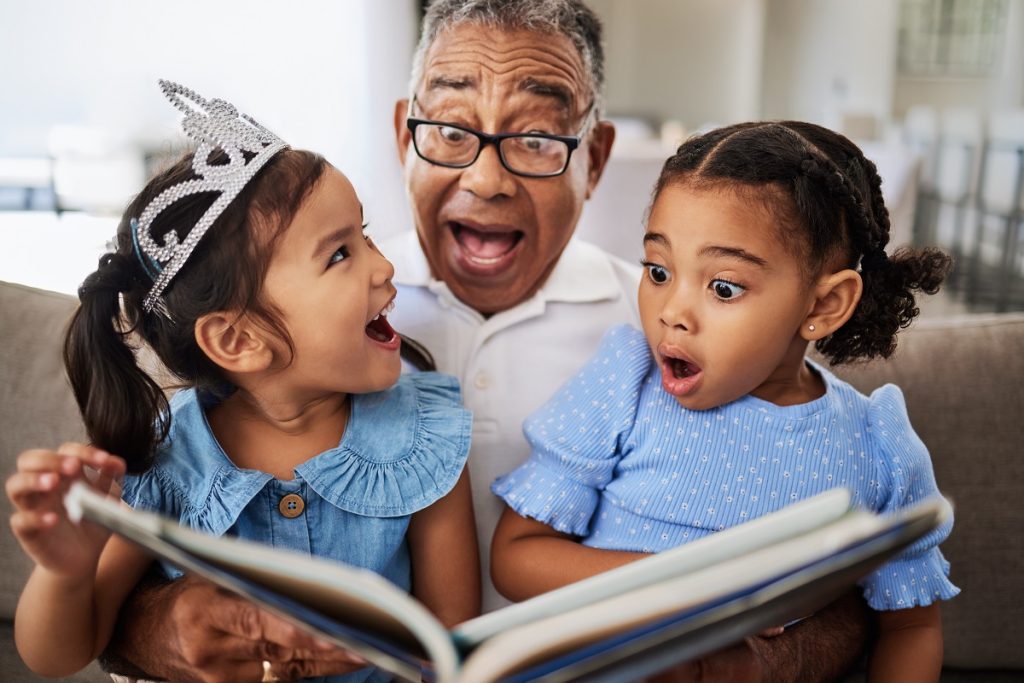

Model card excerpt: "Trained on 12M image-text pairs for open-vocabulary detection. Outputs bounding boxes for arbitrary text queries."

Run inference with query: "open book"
[65,484,949,683]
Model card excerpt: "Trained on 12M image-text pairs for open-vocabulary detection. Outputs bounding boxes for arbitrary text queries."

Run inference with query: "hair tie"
[860,249,889,273]
[130,218,163,281]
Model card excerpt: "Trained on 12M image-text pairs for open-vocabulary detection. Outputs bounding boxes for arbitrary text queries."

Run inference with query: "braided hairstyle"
[652,121,951,365]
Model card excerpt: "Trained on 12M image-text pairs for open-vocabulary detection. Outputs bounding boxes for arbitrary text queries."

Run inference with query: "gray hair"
[409,0,605,116]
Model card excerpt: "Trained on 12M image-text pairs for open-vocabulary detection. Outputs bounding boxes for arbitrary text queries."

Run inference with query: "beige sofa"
[1,279,1022,682]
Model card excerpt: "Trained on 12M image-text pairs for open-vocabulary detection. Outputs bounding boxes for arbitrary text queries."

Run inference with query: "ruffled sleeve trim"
[492,459,599,536]
[860,543,961,610]
[121,389,274,538]
[298,372,471,518]
[122,459,273,538]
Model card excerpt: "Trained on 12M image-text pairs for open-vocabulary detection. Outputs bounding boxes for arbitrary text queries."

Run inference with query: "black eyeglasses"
[406,101,594,178]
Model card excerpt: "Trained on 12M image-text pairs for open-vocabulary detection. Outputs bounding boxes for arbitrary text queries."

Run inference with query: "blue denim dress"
[122,372,472,683]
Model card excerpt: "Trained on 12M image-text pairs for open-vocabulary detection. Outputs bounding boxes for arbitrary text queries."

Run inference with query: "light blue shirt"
[122,372,472,683]
[493,325,959,611]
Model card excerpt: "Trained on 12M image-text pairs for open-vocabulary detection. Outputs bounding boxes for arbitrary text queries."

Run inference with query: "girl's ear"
[802,269,863,341]
[194,311,273,374]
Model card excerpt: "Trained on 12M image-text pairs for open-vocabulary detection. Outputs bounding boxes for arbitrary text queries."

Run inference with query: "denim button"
[278,493,305,518]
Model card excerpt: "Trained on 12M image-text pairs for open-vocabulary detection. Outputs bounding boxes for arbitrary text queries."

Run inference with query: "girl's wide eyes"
[710,278,746,301]
[327,224,371,267]
[643,262,670,284]
[328,246,350,266]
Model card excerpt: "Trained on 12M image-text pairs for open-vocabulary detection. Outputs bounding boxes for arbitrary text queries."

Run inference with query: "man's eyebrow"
[519,78,572,111]
[426,75,475,91]
[313,226,354,259]
[698,245,769,267]
[643,232,668,246]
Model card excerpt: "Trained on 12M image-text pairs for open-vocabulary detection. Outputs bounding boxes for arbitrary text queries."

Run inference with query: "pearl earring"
[808,324,816,332]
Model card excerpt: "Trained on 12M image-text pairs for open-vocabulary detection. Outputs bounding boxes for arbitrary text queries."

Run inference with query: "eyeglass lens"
[413,124,571,176]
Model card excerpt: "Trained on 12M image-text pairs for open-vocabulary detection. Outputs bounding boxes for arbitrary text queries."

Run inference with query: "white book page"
[454,488,852,646]
[65,483,459,682]
[456,497,943,683]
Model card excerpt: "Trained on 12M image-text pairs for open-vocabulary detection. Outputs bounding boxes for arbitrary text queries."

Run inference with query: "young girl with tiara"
[490,121,958,682]
[6,81,479,682]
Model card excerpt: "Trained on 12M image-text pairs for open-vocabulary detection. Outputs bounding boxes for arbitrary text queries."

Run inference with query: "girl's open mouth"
[366,301,400,350]
[660,354,703,397]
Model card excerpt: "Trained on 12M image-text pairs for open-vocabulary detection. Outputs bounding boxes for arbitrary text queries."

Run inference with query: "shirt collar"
[385,230,623,306]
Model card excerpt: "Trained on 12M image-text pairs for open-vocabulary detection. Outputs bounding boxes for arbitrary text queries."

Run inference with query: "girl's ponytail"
[63,252,168,473]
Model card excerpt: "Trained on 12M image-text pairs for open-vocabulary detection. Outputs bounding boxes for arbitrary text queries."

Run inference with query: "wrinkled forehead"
[418,24,591,117]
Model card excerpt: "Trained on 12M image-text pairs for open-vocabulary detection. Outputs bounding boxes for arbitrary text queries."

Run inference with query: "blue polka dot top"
[492,325,959,611]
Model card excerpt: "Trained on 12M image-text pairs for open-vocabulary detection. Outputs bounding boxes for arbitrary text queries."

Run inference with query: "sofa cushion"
[0,281,86,620]
[825,313,1024,670]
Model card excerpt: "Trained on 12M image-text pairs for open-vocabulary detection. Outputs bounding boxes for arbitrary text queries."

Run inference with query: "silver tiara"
[135,80,289,314]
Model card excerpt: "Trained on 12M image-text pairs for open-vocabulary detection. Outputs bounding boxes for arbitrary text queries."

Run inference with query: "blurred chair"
[933,108,985,292]
[902,105,940,246]
[48,125,146,216]
[0,157,54,211]
[965,109,1024,312]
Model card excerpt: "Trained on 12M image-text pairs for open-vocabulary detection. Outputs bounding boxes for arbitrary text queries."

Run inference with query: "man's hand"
[104,573,366,683]
[641,589,871,682]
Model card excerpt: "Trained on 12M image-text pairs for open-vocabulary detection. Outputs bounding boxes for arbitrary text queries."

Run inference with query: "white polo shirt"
[380,230,641,611]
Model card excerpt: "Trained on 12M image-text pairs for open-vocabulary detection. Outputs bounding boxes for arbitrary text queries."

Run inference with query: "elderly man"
[105,1,869,681]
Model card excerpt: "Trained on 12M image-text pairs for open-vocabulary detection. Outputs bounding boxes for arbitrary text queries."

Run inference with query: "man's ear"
[584,120,616,199]
[394,98,412,168]
[802,269,863,341]
[194,311,274,375]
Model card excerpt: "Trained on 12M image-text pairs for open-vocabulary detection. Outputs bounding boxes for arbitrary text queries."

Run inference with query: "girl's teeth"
[371,301,396,323]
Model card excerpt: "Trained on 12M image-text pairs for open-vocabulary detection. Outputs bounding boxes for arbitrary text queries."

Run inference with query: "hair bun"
[78,253,137,301]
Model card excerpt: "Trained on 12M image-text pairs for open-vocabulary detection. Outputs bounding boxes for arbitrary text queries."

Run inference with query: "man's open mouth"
[451,222,523,267]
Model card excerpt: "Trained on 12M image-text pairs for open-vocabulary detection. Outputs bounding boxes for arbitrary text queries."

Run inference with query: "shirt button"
[474,373,490,390]
[278,493,305,518]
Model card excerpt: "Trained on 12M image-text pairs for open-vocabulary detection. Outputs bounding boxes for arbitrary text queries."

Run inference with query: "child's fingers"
[10,508,61,537]
[5,471,61,506]
[15,448,70,474]
[92,455,127,494]
[57,442,114,470]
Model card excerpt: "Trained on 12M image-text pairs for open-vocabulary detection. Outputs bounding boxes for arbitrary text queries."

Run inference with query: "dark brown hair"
[652,121,951,365]
[64,149,328,472]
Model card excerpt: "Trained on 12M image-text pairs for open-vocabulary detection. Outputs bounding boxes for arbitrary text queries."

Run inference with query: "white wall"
[589,0,766,129]
[0,0,418,230]
[761,0,899,128]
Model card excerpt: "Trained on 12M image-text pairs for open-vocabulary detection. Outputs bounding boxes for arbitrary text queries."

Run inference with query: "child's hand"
[6,443,126,578]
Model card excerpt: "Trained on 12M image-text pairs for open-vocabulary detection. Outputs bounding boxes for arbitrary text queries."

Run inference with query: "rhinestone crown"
[136,80,289,313]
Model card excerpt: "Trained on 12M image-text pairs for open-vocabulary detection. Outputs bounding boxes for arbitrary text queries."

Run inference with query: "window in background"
[898,0,1007,77]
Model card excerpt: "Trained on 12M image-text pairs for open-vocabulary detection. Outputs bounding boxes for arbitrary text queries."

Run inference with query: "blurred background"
[1,0,1021,312]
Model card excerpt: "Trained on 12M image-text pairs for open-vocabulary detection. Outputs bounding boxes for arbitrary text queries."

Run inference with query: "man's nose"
[458,143,517,199]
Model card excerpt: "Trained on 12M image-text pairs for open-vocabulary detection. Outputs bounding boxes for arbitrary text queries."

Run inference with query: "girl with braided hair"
[491,121,957,682]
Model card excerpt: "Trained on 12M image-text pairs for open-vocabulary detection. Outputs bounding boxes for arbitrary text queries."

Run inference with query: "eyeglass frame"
[405,98,596,178]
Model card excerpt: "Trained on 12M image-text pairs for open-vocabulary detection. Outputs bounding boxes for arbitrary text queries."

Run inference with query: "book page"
[455,497,944,683]
[453,488,852,647]
[65,483,459,683]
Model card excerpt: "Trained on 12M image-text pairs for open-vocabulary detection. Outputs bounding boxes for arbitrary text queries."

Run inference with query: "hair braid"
[816,150,951,363]
[652,120,952,366]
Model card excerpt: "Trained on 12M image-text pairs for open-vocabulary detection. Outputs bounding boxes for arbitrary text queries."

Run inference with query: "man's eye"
[520,136,554,153]
[328,246,350,266]
[439,126,468,144]
[711,279,746,301]
[643,263,670,284]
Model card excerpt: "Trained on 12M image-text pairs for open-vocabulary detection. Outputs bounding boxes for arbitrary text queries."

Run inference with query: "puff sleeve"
[491,325,652,535]
[858,384,960,610]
